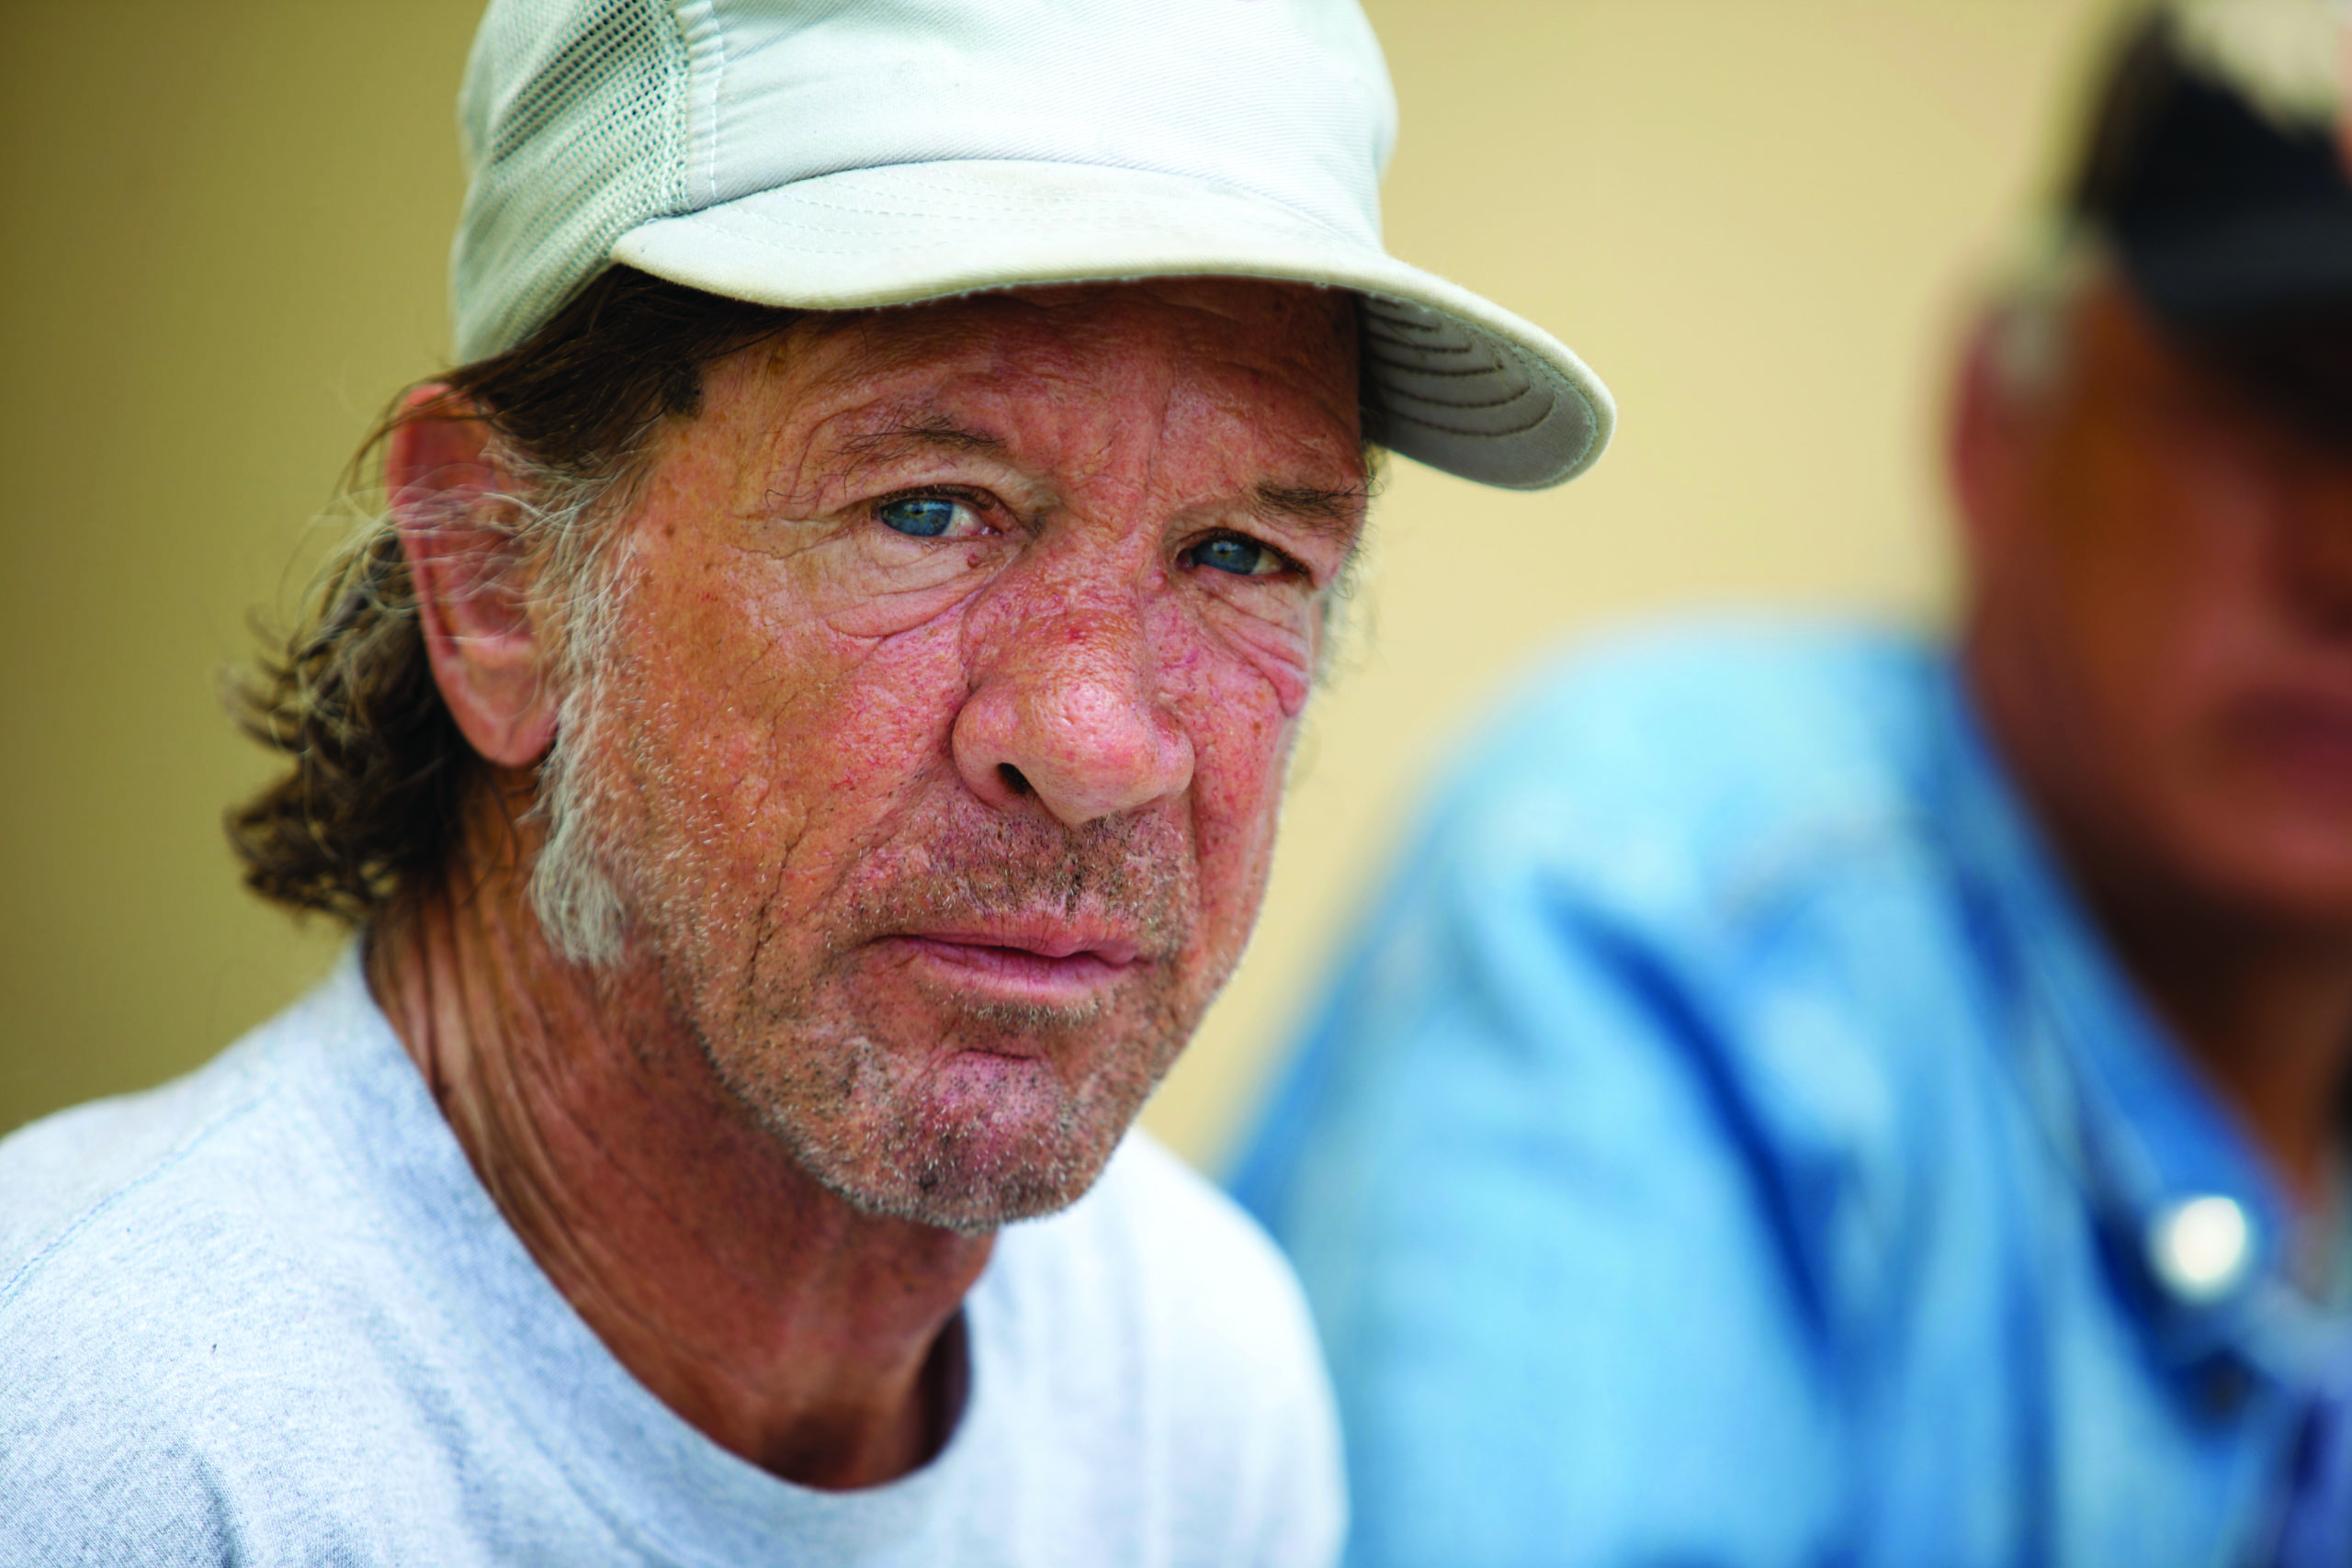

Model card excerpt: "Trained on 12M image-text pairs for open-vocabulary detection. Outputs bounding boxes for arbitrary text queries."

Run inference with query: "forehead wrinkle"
[1034,369,1362,540]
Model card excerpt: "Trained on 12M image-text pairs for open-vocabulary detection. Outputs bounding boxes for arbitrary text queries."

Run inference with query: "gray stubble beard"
[673,835,1206,1235]
[529,660,1211,1233]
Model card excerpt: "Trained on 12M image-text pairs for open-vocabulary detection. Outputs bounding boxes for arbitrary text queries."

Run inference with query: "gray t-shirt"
[0,953,1342,1566]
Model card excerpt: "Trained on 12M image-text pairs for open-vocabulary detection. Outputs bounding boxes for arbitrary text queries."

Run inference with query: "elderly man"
[1238,6,2352,1566]
[0,2,1609,1562]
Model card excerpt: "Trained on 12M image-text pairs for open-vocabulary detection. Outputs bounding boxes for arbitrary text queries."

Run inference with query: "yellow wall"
[0,1,2127,1162]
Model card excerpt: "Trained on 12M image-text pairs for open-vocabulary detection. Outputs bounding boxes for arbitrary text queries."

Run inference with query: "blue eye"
[1188,536,1283,577]
[877,496,960,537]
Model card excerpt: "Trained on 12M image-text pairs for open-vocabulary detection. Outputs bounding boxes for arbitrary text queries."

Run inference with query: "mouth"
[886,924,1146,1006]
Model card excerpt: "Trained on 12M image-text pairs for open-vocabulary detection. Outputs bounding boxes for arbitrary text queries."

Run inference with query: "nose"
[952,598,1195,829]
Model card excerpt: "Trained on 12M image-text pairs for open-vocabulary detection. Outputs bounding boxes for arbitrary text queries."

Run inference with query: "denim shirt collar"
[1930,663,2337,1380]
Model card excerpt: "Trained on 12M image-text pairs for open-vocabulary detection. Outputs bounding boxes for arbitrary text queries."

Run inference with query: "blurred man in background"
[1239,3,2352,1563]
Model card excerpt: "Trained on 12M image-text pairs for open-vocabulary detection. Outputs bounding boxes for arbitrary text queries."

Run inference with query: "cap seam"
[1380,401,1561,441]
[1383,386,1549,415]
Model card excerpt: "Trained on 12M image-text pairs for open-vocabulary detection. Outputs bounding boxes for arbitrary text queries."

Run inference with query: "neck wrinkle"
[363,807,993,1490]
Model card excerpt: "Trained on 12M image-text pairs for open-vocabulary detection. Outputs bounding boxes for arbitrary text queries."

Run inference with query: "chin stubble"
[567,711,1209,1229]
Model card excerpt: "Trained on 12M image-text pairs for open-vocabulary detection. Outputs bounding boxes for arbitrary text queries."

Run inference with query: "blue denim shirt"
[1233,622,2349,1568]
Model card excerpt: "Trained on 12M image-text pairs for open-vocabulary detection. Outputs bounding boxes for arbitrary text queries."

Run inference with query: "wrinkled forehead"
[723,279,1368,485]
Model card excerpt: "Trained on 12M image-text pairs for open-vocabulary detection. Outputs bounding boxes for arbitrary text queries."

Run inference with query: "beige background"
[0,0,2127,1164]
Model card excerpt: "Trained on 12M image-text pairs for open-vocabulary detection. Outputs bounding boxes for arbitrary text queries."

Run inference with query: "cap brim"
[612,160,1612,491]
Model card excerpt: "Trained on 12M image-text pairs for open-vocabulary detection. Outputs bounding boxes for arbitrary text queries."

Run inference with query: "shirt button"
[2146,1195,2256,1304]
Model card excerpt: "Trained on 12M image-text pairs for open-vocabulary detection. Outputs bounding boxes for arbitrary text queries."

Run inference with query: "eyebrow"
[1253,481,1372,538]
[838,416,1007,463]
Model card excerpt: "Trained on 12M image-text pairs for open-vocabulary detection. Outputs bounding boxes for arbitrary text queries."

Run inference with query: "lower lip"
[890,936,1139,1004]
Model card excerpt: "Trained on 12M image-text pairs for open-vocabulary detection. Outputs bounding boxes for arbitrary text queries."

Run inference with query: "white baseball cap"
[454,0,1615,490]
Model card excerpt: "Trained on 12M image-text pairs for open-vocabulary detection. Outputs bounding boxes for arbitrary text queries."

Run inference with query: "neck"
[364,803,990,1488]
[2075,884,2352,1209]
[1966,641,2352,1208]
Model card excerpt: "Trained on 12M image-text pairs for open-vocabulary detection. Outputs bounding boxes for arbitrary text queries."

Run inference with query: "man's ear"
[1948,313,2034,581]
[390,384,560,769]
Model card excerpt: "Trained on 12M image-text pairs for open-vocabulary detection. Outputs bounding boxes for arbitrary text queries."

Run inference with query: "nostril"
[999,763,1033,797]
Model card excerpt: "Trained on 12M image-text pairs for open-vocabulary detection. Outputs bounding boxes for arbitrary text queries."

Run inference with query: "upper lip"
[899,922,1145,966]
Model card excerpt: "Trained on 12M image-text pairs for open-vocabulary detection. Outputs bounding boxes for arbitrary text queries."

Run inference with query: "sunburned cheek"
[1186,597,1320,718]
[720,613,968,840]
[621,581,870,865]
[1171,640,1302,867]
[628,688,806,882]
[1184,716,1296,967]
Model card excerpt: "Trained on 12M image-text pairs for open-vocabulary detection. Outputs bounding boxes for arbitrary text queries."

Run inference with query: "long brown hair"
[225,266,797,924]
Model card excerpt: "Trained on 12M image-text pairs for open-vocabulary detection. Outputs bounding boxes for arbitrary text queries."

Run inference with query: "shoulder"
[0,964,435,1558]
[1273,621,1989,1332]
[0,965,365,1320]
[1379,618,1979,1121]
[1425,616,1951,938]
[0,1028,318,1332]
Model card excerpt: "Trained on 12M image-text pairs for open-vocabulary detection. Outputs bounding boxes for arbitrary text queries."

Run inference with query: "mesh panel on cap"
[454,0,693,361]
